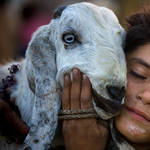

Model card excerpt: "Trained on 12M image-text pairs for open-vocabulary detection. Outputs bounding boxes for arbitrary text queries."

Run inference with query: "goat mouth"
[92,89,123,115]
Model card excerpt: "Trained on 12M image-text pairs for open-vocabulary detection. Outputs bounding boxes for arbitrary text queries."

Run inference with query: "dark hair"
[124,6,150,54]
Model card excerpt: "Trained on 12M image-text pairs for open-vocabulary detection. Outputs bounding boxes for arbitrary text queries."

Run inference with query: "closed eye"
[130,70,147,80]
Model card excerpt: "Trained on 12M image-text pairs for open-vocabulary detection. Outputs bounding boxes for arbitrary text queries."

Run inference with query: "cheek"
[126,75,135,93]
[125,76,137,103]
[115,115,145,137]
[114,109,150,144]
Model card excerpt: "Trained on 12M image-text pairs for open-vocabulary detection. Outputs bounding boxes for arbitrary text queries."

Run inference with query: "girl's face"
[115,44,150,150]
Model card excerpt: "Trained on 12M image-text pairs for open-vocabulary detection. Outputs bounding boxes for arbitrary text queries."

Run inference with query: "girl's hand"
[61,68,109,150]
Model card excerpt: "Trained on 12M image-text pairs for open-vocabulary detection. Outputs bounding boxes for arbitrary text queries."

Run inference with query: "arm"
[0,93,29,138]
[61,68,109,150]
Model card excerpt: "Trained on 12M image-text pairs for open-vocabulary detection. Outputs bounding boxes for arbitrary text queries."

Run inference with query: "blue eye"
[63,34,75,44]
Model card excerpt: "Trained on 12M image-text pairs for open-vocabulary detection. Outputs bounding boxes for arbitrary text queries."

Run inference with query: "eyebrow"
[129,58,150,69]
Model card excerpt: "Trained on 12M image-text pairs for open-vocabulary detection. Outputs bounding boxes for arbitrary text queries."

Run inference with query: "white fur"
[0,2,127,150]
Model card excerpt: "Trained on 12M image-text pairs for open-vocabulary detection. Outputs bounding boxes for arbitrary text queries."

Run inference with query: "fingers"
[62,68,82,110]
[62,68,92,111]
[81,74,92,109]
[71,68,82,110]
[62,74,71,110]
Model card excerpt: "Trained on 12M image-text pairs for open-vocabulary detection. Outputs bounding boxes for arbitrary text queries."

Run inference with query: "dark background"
[0,0,149,63]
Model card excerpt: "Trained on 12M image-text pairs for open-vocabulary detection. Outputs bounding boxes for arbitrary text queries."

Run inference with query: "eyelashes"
[130,70,147,80]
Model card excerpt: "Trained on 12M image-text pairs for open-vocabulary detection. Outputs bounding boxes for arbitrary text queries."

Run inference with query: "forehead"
[58,4,104,29]
[126,44,150,63]
[55,6,101,43]
[52,3,125,53]
[56,3,123,40]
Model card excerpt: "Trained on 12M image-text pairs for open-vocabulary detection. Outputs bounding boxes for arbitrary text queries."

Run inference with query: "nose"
[107,86,125,102]
[137,88,150,105]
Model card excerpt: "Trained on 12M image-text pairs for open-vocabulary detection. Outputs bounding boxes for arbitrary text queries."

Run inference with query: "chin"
[115,111,150,144]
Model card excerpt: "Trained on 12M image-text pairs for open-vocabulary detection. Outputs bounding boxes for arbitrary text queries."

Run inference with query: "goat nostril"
[107,86,125,102]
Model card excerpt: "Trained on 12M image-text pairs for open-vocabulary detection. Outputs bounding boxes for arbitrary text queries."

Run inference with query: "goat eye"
[63,34,75,44]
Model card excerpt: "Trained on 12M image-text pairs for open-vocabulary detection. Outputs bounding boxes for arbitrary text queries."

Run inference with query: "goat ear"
[53,5,67,19]
[20,25,62,149]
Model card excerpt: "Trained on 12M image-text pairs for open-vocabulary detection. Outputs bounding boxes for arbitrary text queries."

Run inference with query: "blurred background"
[0,0,149,63]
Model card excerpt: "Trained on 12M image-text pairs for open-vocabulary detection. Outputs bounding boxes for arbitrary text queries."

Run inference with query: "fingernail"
[65,74,69,80]
[73,68,78,75]
[83,74,87,80]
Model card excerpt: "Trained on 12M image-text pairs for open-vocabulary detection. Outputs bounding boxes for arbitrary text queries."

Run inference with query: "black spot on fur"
[44,118,50,124]
[34,139,39,144]
[39,111,47,118]
[29,124,37,135]
[38,120,45,127]
[24,147,31,150]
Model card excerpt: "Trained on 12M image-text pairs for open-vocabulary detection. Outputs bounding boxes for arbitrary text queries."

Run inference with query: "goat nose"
[107,86,125,102]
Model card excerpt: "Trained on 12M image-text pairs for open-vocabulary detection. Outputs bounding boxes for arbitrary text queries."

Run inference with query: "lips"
[126,106,150,123]
[92,89,123,115]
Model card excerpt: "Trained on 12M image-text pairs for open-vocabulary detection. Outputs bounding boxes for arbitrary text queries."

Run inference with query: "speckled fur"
[0,2,127,150]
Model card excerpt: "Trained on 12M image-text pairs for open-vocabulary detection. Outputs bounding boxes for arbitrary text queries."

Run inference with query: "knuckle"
[81,96,91,104]
[71,95,80,102]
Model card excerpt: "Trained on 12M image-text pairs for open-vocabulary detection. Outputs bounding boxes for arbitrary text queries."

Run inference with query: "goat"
[0,2,127,150]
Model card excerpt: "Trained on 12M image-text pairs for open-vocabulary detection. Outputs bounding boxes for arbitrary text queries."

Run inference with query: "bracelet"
[58,108,100,119]
[58,108,109,129]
